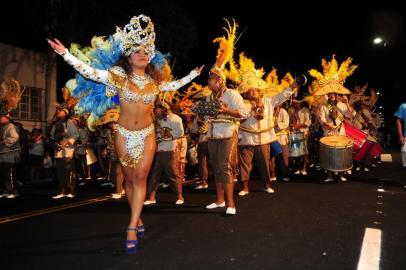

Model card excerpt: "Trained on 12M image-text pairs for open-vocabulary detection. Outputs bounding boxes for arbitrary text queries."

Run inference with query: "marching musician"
[145,99,185,205]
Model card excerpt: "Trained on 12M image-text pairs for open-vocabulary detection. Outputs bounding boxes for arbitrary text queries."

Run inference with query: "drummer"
[289,100,312,175]
[236,72,297,196]
[319,92,354,182]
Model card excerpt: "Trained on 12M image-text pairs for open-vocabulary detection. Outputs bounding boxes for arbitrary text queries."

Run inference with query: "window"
[11,86,43,121]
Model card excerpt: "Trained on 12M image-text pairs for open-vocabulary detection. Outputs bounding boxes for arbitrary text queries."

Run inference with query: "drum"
[288,131,307,157]
[353,139,383,163]
[319,135,353,172]
[187,146,198,166]
[270,141,283,157]
[343,122,367,151]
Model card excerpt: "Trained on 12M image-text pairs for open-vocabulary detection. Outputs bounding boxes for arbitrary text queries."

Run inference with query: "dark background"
[1,0,404,122]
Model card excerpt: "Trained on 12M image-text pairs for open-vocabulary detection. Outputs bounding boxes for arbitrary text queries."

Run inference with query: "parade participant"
[309,55,357,182]
[145,97,185,205]
[190,85,212,189]
[274,103,290,173]
[95,108,125,199]
[224,54,297,195]
[48,14,202,253]
[50,103,79,199]
[0,78,22,199]
[196,20,250,215]
[289,100,311,175]
[395,102,406,174]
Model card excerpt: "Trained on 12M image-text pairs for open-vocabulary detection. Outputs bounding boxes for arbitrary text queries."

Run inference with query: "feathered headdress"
[308,55,357,95]
[0,77,23,116]
[210,19,238,81]
[265,68,295,97]
[65,16,172,129]
[349,83,378,109]
[224,52,268,94]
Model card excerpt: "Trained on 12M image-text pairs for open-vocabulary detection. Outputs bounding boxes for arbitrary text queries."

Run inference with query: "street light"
[373,37,383,44]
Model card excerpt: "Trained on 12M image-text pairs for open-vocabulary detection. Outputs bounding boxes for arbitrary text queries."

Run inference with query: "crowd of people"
[1,15,403,255]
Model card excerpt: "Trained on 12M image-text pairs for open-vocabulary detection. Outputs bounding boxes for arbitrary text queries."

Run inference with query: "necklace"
[129,73,149,90]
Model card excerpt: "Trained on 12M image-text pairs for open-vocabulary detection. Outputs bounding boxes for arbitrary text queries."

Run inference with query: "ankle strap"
[127,228,138,231]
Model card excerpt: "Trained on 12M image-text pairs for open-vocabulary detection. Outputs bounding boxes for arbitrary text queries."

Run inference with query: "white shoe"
[161,183,169,188]
[371,164,377,167]
[309,163,315,168]
[301,170,308,176]
[6,193,19,199]
[270,177,277,181]
[340,176,347,182]
[78,182,86,186]
[0,193,9,199]
[121,190,126,195]
[144,200,157,205]
[364,167,370,172]
[226,207,236,215]
[100,182,112,187]
[66,194,76,198]
[111,193,122,199]
[355,166,361,171]
[324,177,334,183]
[233,179,238,183]
[264,187,275,193]
[347,170,352,175]
[175,199,184,205]
[52,194,65,199]
[195,184,208,190]
[282,177,290,182]
[294,170,301,175]
[206,202,226,209]
[238,190,249,196]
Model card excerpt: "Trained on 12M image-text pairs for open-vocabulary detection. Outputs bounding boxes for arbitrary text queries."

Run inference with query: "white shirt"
[275,108,290,132]
[156,112,184,152]
[238,87,295,145]
[291,107,312,136]
[319,101,353,136]
[206,89,251,140]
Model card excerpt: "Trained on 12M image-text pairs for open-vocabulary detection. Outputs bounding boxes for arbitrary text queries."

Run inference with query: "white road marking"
[357,227,382,270]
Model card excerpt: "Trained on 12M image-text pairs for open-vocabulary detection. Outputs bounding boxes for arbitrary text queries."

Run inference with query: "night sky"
[1,0,404,121]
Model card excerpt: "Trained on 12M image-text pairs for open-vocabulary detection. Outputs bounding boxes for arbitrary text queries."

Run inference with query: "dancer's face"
[129,49,150,70]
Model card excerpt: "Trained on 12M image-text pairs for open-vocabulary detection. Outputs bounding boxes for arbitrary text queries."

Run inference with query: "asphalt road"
[1,151,405,270]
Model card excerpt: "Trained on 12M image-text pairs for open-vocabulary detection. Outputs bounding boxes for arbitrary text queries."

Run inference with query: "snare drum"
[288,131,307,157]
[343,122,367,151]
[319,135,353,172]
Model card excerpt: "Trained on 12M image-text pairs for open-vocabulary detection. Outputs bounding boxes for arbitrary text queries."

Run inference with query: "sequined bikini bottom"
[116,123,155,168]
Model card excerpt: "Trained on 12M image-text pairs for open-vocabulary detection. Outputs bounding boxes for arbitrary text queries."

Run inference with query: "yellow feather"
[308,69,324,81]
[329,54,338,78]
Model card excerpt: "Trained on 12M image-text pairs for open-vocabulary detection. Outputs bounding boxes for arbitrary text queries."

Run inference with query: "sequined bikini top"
[107,66,159,105]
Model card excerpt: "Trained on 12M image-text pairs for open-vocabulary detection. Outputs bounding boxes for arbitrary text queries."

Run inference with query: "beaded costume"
[58,15,200,167]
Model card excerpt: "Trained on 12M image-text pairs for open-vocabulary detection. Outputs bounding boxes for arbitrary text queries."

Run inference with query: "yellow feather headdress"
[224,52,268,94]
[210,19,238,81]
[264,68,295,97]
[308,55,358,95]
